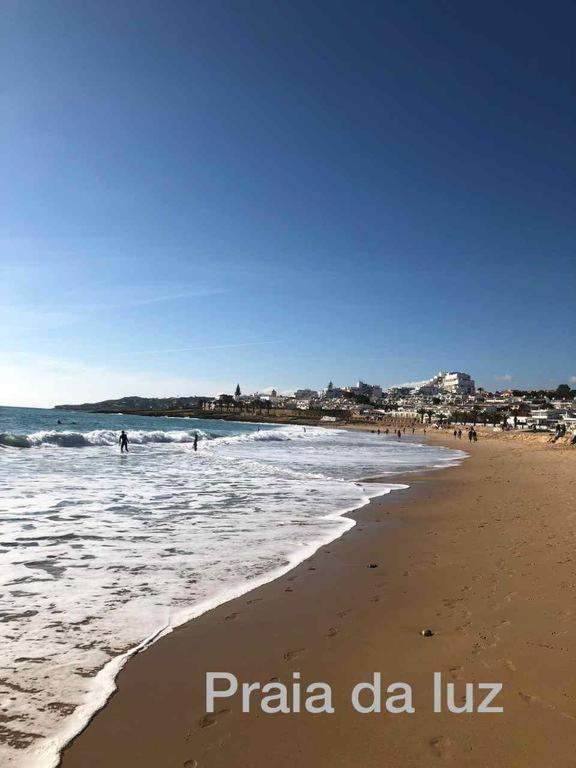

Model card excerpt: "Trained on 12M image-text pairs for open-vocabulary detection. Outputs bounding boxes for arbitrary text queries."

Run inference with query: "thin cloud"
[130,341,280,357]
[0,287,228,331]
[102,287,227,309]
[76,286,228,312]
[494,374,513,382]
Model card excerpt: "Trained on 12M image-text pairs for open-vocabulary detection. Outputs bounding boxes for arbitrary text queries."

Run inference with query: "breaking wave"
[0,424,324,449]
[0,428,212,448]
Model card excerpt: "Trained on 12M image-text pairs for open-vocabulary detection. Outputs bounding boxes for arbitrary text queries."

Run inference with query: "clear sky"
[1,0,575,406]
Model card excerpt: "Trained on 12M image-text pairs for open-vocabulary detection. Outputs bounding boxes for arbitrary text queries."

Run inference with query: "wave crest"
[0,424,328,449]
[0,429,211,448]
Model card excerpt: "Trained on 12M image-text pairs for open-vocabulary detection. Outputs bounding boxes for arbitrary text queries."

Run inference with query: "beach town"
[57,370,576,442]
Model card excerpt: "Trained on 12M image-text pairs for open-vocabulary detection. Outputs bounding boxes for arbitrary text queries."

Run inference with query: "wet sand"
[60,433,576,768]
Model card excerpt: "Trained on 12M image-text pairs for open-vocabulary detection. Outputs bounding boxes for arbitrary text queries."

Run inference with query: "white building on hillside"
[438,371,476,396]
[413,371,476,397]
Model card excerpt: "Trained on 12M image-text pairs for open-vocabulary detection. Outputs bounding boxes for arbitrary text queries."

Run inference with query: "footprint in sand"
[518,692,575,720]
[430,735,455,759]
[246,597,263,605]
[198,708,231,728]
[326,627,338,637]
[183,760,198,768]
[224,613,238,621]
[448,666,463,680]
[337,609,353,618]
[283,648,306,661]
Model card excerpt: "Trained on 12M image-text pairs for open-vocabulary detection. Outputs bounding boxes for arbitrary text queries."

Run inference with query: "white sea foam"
[0,428,212,448]
[0,420,465,767]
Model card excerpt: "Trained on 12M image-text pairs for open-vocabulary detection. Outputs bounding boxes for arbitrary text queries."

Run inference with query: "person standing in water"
[193,433,198,452]
[119,430,129,453]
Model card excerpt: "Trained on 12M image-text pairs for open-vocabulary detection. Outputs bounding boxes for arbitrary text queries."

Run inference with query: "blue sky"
[1,0,574,406]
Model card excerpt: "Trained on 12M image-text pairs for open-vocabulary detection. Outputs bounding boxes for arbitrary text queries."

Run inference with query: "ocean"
[0,406,466,768]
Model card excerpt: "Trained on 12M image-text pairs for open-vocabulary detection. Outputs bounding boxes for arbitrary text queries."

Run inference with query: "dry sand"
[60,432,576,767]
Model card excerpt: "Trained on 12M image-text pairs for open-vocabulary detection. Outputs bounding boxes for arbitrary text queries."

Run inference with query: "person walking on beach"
[193,433,198,452]
[119,430,129,453]
[468,428,474,442]
[397,429,402,438]
[457,429,462,439]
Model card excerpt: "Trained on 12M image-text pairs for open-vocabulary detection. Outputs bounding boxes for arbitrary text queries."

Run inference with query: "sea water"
[0,406,466,767]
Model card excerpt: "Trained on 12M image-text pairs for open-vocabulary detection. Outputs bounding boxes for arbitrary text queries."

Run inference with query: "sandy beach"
[60,431,576,768]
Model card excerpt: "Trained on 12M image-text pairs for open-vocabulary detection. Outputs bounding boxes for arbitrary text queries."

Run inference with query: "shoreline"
[34,432,454,768]
[41,476,403,768]
[57,440,458,767]
[61,432,576,766]
[0,418,457,768]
